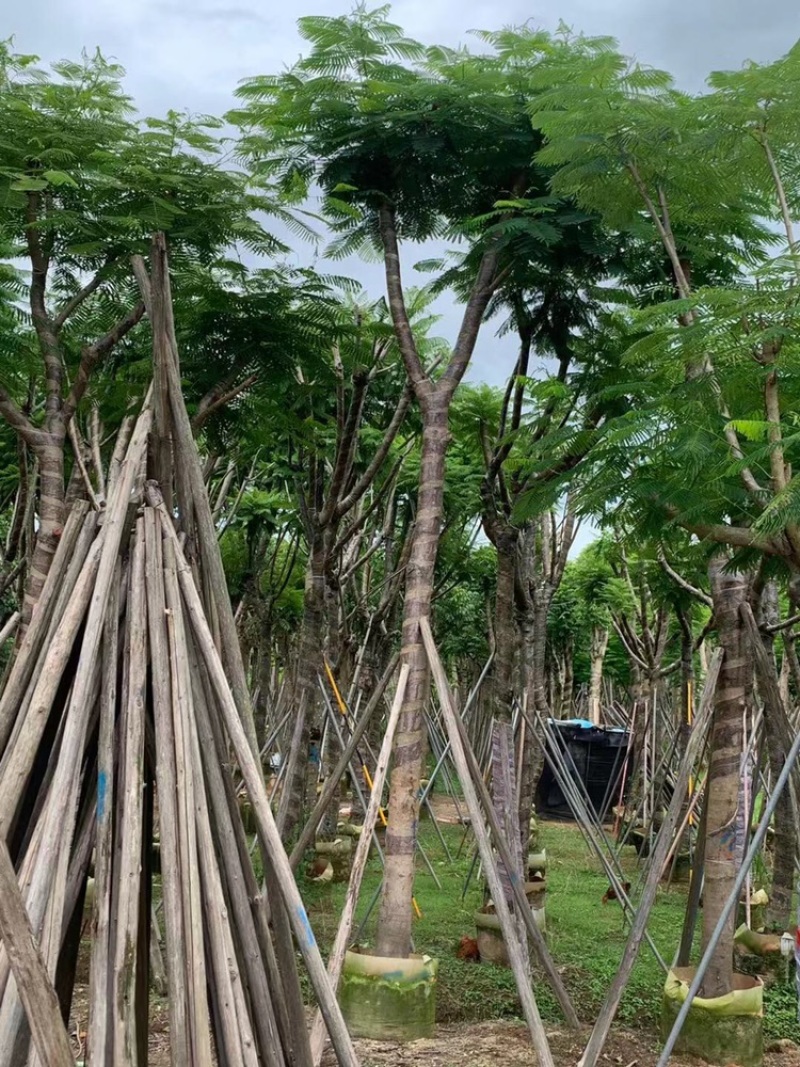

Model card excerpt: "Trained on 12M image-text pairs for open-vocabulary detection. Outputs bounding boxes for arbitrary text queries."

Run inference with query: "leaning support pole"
[421,618,558,1066]
[578,649,722,1067]
[0,841,73,1067]
[420,620,579,1029]
[309,663,410,1065]
[656,699,800,1067]
[290,653,399,871]
[150,490,360,1067]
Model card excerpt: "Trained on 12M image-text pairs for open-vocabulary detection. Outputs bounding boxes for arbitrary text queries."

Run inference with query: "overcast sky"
[11,0,799,385]
[9,2,798,549]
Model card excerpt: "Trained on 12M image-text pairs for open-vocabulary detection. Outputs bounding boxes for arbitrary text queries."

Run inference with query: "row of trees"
[2,9,799,1004]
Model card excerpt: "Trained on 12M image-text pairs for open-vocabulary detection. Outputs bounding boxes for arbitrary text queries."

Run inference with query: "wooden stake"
[420,618,556,1067]
[420,620,578,1028]
[87,564,120,1066]
[289,651,400,871]
[578,650,722,1067]
[134,238,259,758]
[0,533,103,835]
[163,538,213,1065]
[186,635,289,1067]
[144,510,191,1066]
[111,522,148,1066]
[150,491,360,1067]
[310,663,410,1065]
[0,501,89,754]
[0,840,72,1067]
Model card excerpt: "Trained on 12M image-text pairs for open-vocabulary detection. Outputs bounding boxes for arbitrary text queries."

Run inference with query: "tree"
[0,44,278,625]
[527,30,800,995]
[232,6,589,957]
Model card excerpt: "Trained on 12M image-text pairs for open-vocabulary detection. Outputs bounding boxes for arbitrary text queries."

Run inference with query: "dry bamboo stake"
[111,522,148,1066]
[87,567,119,1066]
[275,697,306,839]
[163,538,213,1065]
[0,840,72,1067]
[186,637,288,1067]
[0,614,19,650]
[185,666,256,1067]
[0,533,103,835]
[420,619,556,1067]
[289,651,400,871]
[149,905,167,997]
[422,626,579,1027]
[144,510,190,1066]
[578,650,722,1067]
[310,663,409,1065]
[0,501,89,752]
[151,492,360,1067]
[0,407,153,1058]
[107,414,135,500]
[134,240,259,757]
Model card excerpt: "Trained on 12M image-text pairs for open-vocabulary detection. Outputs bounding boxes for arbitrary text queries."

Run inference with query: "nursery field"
[67,818,799,1064]
[300,819,799,1045]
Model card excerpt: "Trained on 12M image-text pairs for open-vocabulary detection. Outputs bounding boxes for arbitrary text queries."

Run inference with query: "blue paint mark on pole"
[97,771,107,821]
[296,904,317,949]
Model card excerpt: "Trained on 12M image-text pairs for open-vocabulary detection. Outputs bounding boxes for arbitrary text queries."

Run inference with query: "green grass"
[298,817,798,1040]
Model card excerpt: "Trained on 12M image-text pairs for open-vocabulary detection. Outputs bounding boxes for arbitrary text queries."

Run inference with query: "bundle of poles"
[0,234,358,1067]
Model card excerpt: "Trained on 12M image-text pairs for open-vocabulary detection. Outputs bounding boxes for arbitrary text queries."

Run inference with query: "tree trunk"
[375,403,448,959]
[491,536,517,725]
[283,533,327,841]
[562,639,574,716]
[589,625,609,725]
[22,433,65,630]
[702,556,750,998]
[758,583,796,932]
[518,597,548,857]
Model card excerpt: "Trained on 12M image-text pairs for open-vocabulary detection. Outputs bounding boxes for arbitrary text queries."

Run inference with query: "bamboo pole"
[0,399,153,1060]
[0,615,19,650]
[289,653,399,870]
[420,618,556,1067]
[143,510,191,1066]
[578,650,722,1067]
[309,663,410,1066]
[150,489,360,1067]
[186,631,288,1067]
[111,522,148,1065]
[163,538,213,1065]
[0,532,103,835]
[184,665,254,1067]
[134,238,259,757]
[0,501,89,752]
[87,565,119,1066]
[0,841,72,1067]
[420,621,579,1028]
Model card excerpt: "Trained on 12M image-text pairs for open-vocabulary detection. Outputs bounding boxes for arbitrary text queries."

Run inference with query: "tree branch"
[61,302,146,425]
[320,369,369,525]
[335,382,413,519]
[441,245,499,395]
[25,192,62,423]
[671,513,784,555]
[657,545,712,607]
[192,373,259,432]
[377,204,429,397]
[53,264,113,332]
[0,385,40,449]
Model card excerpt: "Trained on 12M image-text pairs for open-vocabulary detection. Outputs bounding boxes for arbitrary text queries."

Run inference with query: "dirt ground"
[319,1020,800,1067]
[69,991,799,1065]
